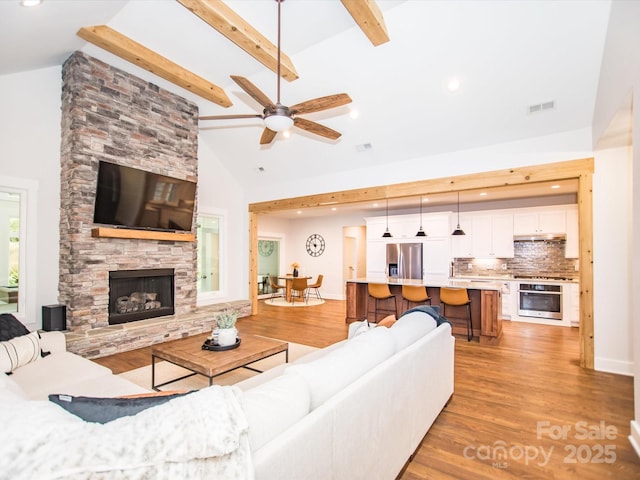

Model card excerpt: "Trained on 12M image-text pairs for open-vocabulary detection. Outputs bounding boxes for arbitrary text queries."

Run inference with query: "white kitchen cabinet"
[565,206,579,258]
[565,283,580,326]
[450,213,473,258]
[387,214,422,238]
[423,237,450,279]
[366,241,387,278]
[470,213,514,258]
[366,217,388,239]
[500,282,513,319]
[513,209,566,235]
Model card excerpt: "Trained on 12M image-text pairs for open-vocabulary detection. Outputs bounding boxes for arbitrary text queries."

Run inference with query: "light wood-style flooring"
[95,299,640,479]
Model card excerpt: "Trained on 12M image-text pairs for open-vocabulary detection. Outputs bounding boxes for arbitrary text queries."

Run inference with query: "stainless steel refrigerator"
[386,243,423,279]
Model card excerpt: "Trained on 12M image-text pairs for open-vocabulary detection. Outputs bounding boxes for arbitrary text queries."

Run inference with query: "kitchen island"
[346,278,503,345]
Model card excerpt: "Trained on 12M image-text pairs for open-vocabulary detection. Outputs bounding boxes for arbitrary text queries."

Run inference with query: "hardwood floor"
[95,300,640,479]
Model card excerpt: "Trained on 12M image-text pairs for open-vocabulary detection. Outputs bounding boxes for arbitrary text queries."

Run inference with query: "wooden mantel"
[91,227,195,242]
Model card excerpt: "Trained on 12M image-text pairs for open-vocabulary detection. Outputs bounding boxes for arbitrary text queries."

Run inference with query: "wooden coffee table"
[151,334,288,390]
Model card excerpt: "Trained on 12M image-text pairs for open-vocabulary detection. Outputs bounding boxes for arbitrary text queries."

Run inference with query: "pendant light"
[416,196,427,237]
[382,199,393,238]
[451,192,466,236]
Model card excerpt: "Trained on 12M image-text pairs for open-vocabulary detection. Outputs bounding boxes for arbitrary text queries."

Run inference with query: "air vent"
[356,143,373,152]
[528,100,556,114]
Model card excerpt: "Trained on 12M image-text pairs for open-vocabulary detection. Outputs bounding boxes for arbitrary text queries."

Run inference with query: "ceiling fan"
[199,0,352,145]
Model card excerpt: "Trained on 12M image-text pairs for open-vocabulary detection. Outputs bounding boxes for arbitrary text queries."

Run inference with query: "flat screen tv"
[93,161,196,232]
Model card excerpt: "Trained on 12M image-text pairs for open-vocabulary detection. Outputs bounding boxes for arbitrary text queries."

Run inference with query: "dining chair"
[290,277,309,304]
[269,275,285,300]
[307,274,323,300]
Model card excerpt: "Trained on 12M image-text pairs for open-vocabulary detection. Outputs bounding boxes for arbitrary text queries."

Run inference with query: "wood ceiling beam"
[340,0,390,46]
[249,158,594,213]
[77,25,232,107]
[177,0,299,82]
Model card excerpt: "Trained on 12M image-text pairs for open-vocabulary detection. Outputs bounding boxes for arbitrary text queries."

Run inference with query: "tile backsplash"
[453,239,578,279]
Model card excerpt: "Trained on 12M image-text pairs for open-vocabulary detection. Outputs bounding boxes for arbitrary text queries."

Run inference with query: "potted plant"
[215,309,239,346]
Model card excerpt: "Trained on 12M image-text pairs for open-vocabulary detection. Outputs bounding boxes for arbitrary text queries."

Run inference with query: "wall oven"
[518,283,562,320]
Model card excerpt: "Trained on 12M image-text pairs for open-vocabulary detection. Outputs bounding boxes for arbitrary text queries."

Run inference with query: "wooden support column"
[249,211,259,315]
[578,170,594,369]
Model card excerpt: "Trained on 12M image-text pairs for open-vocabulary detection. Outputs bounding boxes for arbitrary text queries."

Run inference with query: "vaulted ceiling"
[1,0,611,193]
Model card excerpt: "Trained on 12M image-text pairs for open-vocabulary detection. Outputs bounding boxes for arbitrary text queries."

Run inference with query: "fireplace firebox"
[108,269,175,325]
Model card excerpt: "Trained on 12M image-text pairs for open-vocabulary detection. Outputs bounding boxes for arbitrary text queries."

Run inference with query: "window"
[0,176,37,323]
[196,211,225,303]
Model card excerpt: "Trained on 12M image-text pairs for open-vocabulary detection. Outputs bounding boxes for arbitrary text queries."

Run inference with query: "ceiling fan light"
[264,114,293,132]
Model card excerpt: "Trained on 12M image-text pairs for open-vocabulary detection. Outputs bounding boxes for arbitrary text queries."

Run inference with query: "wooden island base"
[346,279,503,345]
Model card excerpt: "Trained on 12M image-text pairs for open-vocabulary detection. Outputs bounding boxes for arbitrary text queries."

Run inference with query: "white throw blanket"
[1,386,253,480]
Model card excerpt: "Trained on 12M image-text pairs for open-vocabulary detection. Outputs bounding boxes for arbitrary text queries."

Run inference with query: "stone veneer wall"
[58,51,220,356]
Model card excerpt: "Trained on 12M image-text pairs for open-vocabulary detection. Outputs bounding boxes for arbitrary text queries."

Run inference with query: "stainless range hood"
[513,233,566,242]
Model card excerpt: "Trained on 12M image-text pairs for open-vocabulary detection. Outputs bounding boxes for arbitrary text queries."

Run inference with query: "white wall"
[0,66,62,328]
[258,212,367,300]
[593,146,632,374]
[195,137,248,303]
[591,0,640,457]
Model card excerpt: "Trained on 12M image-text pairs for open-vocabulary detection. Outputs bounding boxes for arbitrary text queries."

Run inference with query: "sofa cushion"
[241,371,311,451]
[48,391,192,424]
[351,319,374,338]
[10,351,113,400]
[0,313,29,341]
[286,327,395,410]
[389,311,438,350]
[0,331,41,373]
[377,314,397,328]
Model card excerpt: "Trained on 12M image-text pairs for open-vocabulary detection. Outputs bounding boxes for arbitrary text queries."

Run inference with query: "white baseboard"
[594,357,634,376]
[630,420,640,460]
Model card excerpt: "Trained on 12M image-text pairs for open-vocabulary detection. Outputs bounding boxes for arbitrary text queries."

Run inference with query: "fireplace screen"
[108,269,175,325]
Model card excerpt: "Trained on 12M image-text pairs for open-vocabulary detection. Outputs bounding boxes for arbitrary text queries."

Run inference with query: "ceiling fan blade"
[293,117,342,140]
[260,128,277,145]
[231,75,274,108]
[289,93,352,115]
[199,114,262,121]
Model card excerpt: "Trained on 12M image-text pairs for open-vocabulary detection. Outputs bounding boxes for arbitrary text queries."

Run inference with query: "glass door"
[258,238,280,298]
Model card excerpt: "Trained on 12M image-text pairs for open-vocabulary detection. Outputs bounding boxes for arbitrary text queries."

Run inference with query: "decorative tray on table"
[202,338,241,351]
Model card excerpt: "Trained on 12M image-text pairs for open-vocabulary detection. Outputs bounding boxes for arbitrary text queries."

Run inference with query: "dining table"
[278,275,312,303]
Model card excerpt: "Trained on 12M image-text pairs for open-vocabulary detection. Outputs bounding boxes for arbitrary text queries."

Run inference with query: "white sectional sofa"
[1,308,454,479]
[237,308,455,480]
[5,330,148,400]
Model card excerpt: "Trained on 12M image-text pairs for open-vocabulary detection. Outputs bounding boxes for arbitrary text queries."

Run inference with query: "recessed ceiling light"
[349,108,359,119]
[423,198,429,202]
[447,77,461,92]
[20,0,42,6]
[551,185,560,189]
[373,203,379,208]
[331,207,337,212]
[479,192,487,196]
[296,210,302,215]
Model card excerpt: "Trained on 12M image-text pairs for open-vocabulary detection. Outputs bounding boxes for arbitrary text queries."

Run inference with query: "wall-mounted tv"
[93,161,196,232]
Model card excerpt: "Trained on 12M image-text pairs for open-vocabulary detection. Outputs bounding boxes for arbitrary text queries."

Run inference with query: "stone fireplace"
[55,51,250,359]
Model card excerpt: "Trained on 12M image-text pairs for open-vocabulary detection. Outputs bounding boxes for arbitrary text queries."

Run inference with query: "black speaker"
[42,304,66,331]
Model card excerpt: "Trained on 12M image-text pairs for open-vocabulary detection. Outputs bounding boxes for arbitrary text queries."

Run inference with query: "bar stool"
[401,285,431,313]
[368,283,397,322]
[440,287,472,341]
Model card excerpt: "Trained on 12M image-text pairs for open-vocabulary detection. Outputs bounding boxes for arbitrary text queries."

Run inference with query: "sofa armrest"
[38,331,67,354]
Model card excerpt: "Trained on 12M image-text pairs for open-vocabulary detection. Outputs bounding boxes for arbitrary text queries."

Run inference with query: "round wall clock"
[258,240,275,257]
[306,234,325,257]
